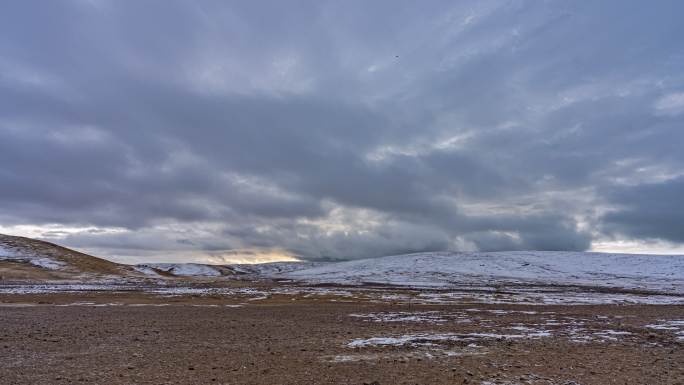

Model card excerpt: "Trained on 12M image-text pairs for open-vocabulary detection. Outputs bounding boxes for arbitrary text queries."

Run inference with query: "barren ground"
[1,283,683,385]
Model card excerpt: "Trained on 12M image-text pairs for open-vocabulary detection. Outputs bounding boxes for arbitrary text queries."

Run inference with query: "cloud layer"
[1,0,683,262]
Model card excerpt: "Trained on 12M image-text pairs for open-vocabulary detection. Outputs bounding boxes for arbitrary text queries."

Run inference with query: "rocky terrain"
[1,289,683,384]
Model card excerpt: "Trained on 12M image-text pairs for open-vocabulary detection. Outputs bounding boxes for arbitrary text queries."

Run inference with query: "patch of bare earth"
[0,284,683,385]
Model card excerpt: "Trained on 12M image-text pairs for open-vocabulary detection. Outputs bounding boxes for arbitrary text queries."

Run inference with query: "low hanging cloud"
[602,177,684,244]
[1,0,683,262]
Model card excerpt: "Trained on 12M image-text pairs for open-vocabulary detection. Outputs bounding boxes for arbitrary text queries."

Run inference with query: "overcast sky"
[1,0,683,263]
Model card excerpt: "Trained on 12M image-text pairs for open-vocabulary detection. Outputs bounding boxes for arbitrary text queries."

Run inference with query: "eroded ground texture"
[1,283,683,385]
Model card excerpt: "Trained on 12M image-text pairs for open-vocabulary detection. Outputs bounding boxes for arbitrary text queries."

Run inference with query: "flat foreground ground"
[1,285,683,385]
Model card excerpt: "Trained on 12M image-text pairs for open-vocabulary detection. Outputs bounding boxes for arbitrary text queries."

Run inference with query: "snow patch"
[141,263,222,277]
[0,244,66,270]
[29,257,65,270]
[350,311,472,324]
[132,265,162,277]
[645,320,684,341]
[0,245,17,258]
[348,331,548,348]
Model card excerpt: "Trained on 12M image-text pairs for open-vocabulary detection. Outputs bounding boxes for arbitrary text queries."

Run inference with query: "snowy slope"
[229,261,323,276]
[0,234,136,279]
[138,263,223,277]
[133,261,321,278]
[281,251,684,293]
[0,243,66,270]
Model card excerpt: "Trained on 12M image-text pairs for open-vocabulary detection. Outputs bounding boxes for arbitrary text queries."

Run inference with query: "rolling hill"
[3,234,684,295]
[0,234,136,281]
[280,251,684,294]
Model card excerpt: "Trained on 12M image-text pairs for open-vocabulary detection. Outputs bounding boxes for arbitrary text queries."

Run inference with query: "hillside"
[0,234,135,281]
[0,233,318,282]
[133,261,321,279]
[281,251,684,294]
[3,233,684,294]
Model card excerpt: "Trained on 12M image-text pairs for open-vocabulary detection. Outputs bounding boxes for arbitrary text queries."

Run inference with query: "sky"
[1,0,684,264]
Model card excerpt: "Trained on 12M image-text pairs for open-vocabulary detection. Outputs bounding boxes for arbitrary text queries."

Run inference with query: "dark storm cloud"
[1,0,683,261]
[602,177,684,243]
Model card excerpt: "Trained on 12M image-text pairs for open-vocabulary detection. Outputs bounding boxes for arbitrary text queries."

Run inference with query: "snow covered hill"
[229,261,323,275]
[135,263,226,277]
[0,243,65,270]
[3,233,683,294]
[0,234,135,281]
[281,251,684,294]
[133,261,322,278]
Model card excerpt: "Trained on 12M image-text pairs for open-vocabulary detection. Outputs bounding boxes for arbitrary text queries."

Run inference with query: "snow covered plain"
[281,251,684,294]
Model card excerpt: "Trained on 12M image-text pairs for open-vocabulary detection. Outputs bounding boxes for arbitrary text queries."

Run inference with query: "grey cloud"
[602,177,684,243]
[1,0,683,261]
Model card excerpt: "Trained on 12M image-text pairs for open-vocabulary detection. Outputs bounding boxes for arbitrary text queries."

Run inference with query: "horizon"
[2,1,684,263]
[3,232,684,266]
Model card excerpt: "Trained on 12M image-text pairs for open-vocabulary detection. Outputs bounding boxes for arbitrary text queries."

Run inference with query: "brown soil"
[1,287,682,385]
[0,261,63,281]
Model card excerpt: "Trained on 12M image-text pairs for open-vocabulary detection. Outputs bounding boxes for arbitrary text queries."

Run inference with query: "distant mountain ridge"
[2,234,683,294]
